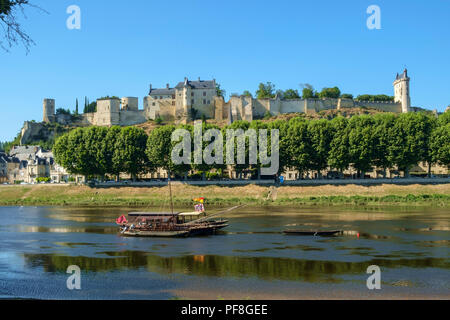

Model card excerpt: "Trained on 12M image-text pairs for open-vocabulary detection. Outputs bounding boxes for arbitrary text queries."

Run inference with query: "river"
[0,206,448,299]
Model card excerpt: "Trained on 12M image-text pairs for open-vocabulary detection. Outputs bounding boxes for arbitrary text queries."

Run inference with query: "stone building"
[4,146,83,184]
[40,70,414,128]
[144,78,217,122]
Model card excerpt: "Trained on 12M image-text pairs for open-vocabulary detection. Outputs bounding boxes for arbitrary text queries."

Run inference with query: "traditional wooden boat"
[283,230,343,237]
[118,211,229,237]
[116,175,236,237]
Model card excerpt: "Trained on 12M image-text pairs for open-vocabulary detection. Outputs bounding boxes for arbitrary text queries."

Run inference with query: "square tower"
[43,99,55,123]
[96,98,120,126]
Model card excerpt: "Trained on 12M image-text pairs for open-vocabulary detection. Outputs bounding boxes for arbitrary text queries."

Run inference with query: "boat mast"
[168,168,174,216]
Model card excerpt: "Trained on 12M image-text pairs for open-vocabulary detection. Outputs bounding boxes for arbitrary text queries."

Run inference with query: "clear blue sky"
[1,0,449,141]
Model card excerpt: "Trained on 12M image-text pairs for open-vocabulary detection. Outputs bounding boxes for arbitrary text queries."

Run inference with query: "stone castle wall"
[215,96,404,122]
[39,72,412,128]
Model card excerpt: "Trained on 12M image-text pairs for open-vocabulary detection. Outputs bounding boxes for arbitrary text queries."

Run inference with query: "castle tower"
[393,69,411,113]
[96,98,120,126]
[43,99,55,123]
[121,97,139,111]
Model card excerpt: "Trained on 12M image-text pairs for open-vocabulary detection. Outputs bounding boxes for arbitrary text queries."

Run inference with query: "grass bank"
[0,183,449,207]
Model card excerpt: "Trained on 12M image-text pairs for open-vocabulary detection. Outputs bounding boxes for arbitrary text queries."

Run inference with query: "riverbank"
[0,183,449,207]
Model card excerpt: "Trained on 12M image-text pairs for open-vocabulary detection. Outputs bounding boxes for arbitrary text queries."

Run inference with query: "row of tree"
[53,111,450,180]
[235,82,394,102]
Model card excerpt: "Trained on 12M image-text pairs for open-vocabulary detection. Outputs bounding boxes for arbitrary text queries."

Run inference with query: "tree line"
[53,111,450,181]
[235,82,394,102]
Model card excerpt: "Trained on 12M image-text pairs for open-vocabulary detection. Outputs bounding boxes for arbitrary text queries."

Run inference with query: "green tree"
[171,124,194,179]
[340,93,353,99]
[113,127,148,181]
[267,119,291,177]
[105,126,122,181]
[224,120,251,179]
[430,124,450,168]
[283,89,301,99]
[53,128,92,179]
[56,108,71,115]
[216,83,226,98]
[146,125,176,175]
[387,113,433,177]
[75,98,79,115]
[301,84,318,99]
[192,123,224,180]
[285,118,311,178]
[356,94,394,102]
[256,82,276,99]
[328,117,350,175]
[242,90,253,97]
[438,109,450,126]
[249,120,270,180]
[83,126,109,178]
[308,119,333,178]
[372,113,397,177]
[318,87,341,99]
[348,115,376,178]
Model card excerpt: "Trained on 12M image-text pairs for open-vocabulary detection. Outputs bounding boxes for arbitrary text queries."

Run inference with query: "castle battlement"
[41,70,412,126]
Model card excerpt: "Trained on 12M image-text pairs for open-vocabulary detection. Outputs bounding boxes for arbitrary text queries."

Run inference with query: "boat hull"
[122,230,190,237]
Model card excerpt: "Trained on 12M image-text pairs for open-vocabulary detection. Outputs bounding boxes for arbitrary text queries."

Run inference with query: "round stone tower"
[43,98,56,123]
[393,69,411,113]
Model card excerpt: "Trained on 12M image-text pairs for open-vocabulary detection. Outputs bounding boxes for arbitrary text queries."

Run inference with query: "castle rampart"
[38,69,414,128]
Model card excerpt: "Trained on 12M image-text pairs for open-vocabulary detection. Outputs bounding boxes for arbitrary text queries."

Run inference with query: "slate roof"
[149,88,175,96]
[0,153,19,164]
[10,146,40,156]
[175,79,215,90]
[396,69,409,80]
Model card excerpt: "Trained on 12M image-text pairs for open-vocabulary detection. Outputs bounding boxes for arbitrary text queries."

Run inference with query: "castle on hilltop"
[41,69,413,127]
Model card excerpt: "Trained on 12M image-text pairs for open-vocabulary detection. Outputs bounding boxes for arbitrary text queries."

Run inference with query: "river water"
[0,206,448,300]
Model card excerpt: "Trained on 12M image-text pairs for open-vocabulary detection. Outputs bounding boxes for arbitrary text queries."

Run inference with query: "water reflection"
[23,251,449,283]
[0,205,449,299]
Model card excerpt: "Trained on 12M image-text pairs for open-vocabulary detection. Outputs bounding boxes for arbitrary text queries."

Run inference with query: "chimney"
[149,84,152,94]
[166,83,170,89]
[198,77,201,81]
[184,77,188,86]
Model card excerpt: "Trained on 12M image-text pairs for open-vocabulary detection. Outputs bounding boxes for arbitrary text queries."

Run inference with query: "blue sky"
[1,0,449,141]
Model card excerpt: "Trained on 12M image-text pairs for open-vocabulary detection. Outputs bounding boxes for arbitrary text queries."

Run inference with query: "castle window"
[152,103,155,106]
[191,99,194,105]
[172,101,175,106]
[203,99,206,105]
[203,92,206,96]
[207,100,210,104]
[191,93,194,97]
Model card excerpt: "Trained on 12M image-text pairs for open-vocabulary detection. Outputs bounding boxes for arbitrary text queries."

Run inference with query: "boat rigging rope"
[183,204,246,225]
